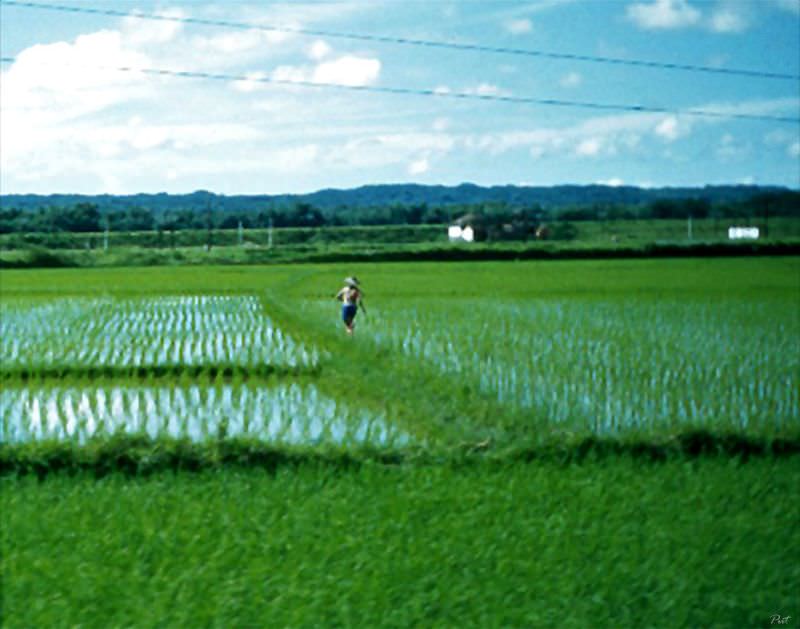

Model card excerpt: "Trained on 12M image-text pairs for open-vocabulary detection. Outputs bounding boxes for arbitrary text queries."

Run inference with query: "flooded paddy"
[0,296,320,371]
[305,297,800,433]
[0,382,406,446]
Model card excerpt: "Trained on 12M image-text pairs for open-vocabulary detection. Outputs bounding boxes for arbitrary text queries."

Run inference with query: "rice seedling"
[0,295,320,372]
[0,382,406,447]
[300,295,799,435]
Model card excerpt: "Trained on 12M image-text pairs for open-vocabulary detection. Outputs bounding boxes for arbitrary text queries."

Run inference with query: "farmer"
[335,276,365,335]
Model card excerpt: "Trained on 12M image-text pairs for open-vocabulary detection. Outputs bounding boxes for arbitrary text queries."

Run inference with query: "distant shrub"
[550,222,579,241]
[0,247,74,268]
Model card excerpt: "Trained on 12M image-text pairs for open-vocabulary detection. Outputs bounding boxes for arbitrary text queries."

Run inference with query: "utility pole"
[268,217,273,249]
[206,201,213,252]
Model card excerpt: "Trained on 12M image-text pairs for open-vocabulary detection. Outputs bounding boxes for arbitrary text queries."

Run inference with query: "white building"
[448,224,475,242]
[728,226,760,240]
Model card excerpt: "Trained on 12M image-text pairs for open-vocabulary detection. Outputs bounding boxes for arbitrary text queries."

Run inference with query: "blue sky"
[1,0,798,194]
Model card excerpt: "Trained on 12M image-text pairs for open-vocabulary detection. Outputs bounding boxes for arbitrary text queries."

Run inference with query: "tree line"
[0,191,797,234]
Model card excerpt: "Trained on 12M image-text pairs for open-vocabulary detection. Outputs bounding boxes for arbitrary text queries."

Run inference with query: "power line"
[3,0,799,82]
[2,55,797,124]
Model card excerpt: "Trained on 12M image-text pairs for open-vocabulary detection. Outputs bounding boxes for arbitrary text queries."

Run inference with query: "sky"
[1,0,799,195]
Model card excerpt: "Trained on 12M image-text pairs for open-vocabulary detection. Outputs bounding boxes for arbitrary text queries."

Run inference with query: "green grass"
[3,459,798,628]
[1,257,798,627]
[1,256,798,299]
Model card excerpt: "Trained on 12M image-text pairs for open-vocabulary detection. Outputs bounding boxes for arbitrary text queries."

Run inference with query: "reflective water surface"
[0,383,406,446]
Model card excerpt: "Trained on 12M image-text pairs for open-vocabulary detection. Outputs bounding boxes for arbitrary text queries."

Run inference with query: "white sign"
[728,226,760,240]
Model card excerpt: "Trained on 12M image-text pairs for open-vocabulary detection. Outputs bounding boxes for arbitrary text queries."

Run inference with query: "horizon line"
[1,181,797,198]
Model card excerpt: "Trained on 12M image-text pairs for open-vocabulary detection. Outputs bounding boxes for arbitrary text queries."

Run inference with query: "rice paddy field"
[2,257,799,627]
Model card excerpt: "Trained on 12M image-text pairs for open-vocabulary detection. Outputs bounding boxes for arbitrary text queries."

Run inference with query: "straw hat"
[344,276,360,287]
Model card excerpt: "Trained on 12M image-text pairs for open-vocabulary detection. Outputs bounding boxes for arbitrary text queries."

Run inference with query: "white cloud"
[130,126,169,151]
[460,97,793,166]
[233,71,269,92]
[463,109,681,160]
[122,9,185,45]
[463,83,510,97]
[274,144,320,171]
[559,72,582,88]
[696,97,800,119]
[306,39,333,61]
[0,29,153,142]
[408,157,430,175]
[576,138,603,156]
[332,132,454,172]
[308,40,332,61]
[272,65,311,84]
[655,116,679,141]
[0,3,398,193]
[529,145,546,159]
[432,117,450,132]
[598,178,625,187]
[763,129,800,160]
[506,18,533,34]
[102,122,261,154]
[626,0,701,29]
[0,116,263,191]
[312,56,381,87]
[7,30,150,98]
[716,133,748,159]
[376,134,455,153]
[194,29,279,55]
[709,7,747,33]
[272,53,384,92]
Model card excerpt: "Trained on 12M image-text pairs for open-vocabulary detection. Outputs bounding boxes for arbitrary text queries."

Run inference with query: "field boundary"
[259,286,526,445]
[2,430,799,478]
[0,363,321,384]
[2,240,799,269]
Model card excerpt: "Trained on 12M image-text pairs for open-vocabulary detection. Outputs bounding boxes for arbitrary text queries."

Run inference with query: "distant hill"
[1,183,789,215]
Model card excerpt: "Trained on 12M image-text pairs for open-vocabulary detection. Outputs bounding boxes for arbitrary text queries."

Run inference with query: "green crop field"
[2,257,799,627]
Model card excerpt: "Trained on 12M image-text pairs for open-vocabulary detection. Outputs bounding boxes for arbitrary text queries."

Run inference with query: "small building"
[448,224,475,242]
[728,226,760,240]
[448,213,486,243]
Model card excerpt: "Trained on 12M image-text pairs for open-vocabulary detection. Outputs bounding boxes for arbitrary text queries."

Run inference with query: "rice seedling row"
[0,382,406,447]
[2,259,798,448]
[301,296,799,435]
[0,295,321,372]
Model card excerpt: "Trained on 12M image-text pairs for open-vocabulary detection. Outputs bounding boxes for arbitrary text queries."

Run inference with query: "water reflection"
[0,383,406,446]
[0,296,320,370]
